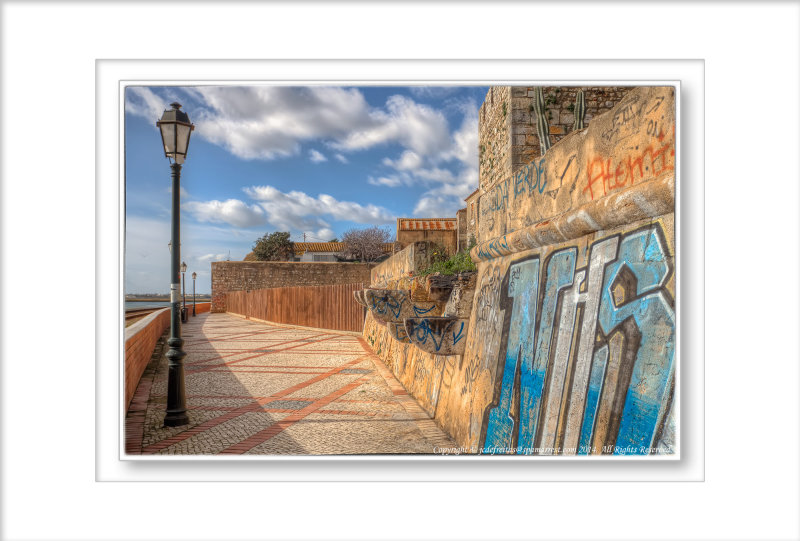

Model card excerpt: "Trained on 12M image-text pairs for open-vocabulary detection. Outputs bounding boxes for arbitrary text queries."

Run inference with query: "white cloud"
[368,175,407,187]
[373,99,480,218]
[382,150,422,171]
[443,112,480,168]
[408,86,460,99]
[125,87,169,123]
[182,199,266,228]
[309,149,327,163]
[334,153,349,164]
[127,86,458,166]
[197,253,228,262]
[413,167,479,217]
[334,95,450,157]
[244,185,396,226]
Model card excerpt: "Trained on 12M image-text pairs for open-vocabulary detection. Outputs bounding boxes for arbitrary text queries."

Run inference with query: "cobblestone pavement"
[126,313,454,455]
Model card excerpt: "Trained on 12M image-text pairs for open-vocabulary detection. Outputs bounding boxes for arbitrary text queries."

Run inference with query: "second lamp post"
[192,271,197,316]
[157,102,194,427]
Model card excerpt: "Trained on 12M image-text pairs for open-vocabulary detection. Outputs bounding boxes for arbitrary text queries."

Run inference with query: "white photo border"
[2,2,797,540]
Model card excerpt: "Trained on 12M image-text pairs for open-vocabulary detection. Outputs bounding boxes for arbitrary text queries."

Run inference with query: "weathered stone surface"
[442,273,477,318]
[362,87,677,456]
[364,289,443,324]
[370,241,437,288]
[405,317,469,356]
[425,274,457,301]
[478,86,675,244]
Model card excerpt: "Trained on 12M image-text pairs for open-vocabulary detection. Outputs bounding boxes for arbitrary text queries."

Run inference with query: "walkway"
[126,312,454,455]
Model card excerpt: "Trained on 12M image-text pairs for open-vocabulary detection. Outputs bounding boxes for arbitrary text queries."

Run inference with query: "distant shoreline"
[126,297,211,302]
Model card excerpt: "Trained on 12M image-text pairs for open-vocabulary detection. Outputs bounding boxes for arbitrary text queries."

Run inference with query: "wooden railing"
[226,283,366,332]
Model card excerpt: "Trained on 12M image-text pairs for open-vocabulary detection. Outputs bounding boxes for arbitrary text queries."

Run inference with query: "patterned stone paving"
[126,313,454,455]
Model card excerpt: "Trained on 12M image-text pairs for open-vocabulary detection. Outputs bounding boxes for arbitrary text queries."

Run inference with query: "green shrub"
[418,244,477,277]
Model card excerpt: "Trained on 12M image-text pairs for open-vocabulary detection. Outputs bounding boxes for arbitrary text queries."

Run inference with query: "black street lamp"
[192,272,197,316]
[181,261,187,323]
[157,102,194,427]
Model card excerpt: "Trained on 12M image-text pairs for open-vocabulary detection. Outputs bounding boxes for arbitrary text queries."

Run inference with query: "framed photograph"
[121,80,682,464]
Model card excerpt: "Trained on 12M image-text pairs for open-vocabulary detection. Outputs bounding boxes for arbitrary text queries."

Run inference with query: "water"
[125,301,172,310]
[126,300,211,310]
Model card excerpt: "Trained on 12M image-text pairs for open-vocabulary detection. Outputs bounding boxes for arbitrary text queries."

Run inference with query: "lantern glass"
[181,262,187,273]
[192,272,197,280]
[157,102,194,164]
[177,124,192,155]
[159,122,176,154]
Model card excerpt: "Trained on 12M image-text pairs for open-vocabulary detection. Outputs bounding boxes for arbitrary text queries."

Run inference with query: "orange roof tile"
[396,218,457,231]
[293,242,395,255]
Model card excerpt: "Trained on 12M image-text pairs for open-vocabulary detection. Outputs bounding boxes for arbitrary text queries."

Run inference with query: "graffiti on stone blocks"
[481,223,675,455]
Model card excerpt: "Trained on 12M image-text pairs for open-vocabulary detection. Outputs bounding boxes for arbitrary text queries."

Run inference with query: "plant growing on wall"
[418,239,477,277]
[533,87,551,155]
[573,89,586,130]
[252,231,295,261]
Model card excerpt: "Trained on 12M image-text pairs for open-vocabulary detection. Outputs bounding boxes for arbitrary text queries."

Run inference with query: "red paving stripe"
[189,405,384,416]
[142,404,263,453]
[182,326,287,345]
[194,364,362,370]
[186,334,342,374]
[141,356,369,454]
[183,395,396,405]
[185,338,324,371]
[219,376,371,454]
[199,369,331,375]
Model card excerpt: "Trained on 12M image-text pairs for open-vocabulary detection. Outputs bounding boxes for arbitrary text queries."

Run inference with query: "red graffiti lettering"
[583,127,675,200]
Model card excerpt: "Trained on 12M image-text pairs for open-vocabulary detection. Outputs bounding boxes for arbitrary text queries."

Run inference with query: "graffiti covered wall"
[455,217,676,455]
[362,86,677,455]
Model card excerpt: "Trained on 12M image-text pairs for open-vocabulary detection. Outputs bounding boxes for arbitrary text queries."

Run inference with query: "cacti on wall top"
[533,87,551,155]
[573,89,586,131]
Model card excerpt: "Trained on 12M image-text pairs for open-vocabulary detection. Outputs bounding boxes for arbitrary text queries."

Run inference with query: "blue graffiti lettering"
[481,224,675,455]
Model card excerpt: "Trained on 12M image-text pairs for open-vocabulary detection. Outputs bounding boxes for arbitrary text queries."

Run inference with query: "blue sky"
[124,84,489,294]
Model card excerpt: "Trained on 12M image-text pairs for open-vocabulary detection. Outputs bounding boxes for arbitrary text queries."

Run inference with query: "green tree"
[252,231,295,261]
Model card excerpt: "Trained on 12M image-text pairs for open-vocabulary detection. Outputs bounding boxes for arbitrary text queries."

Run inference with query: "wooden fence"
[225,283,366,332]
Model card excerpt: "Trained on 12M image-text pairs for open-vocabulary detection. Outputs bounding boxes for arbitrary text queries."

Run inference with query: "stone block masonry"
[211,261,375,312]
[479,86,631,194]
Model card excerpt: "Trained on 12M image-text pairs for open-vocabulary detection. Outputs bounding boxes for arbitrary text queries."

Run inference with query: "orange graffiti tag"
[583,126,675,200]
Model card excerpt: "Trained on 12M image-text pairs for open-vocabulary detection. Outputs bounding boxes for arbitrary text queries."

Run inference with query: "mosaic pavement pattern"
[126,313,454,455]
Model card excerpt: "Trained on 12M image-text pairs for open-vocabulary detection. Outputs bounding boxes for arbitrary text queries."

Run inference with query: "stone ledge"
[471,174,674,262]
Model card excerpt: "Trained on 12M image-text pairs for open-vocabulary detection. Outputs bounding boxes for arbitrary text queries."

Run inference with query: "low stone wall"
[124,308,170,413]
[211,261,375,312]
[369,241,437,288]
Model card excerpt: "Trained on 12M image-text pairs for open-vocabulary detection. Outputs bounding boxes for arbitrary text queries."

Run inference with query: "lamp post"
[158,102,194,427]
[192,272,197,316]
[181,261,187,322]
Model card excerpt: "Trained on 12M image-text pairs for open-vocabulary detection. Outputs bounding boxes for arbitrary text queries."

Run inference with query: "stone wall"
[479,86,631,195]
[456,208,467,252]
[211,261,374,312]
[478,86,512,191]
[362,86,677,455]
[370,241,437,288]
[510,86,631,171]
[465,189,480,247]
